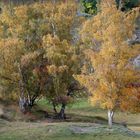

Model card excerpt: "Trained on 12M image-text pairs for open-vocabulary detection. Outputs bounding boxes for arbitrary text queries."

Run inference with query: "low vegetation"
[0,99,140,140]
[0,0,140,139]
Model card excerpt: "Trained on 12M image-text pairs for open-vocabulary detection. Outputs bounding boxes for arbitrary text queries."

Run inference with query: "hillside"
[1,99,140,140]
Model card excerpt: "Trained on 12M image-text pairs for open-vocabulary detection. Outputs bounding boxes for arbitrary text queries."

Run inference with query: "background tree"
[80,0,140,15]
[42,34,82,119]
[0,1,81,114]
[75,0,140,128]
[81,0,99,15]
[116,0,140,11]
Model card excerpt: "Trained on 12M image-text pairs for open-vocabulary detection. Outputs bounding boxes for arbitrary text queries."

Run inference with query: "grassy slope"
[38,99,140,126]
[68,99,140,125]
[0,99,140,140]
[0,121,140,140]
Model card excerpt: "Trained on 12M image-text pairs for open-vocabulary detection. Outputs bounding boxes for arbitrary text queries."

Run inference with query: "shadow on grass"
[65,113,108,124]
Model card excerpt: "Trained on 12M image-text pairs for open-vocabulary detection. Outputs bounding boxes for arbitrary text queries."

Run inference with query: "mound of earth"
[69,124,138,136]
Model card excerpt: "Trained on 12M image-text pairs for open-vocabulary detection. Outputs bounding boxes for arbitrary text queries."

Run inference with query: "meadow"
[0,99,140,140]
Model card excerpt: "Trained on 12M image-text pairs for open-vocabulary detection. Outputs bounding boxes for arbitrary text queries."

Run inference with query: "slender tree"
[75,0,140,128]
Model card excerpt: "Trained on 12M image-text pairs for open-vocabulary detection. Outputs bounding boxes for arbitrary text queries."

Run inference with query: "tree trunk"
[59,103,66,119]
[118,0,125,11]
[108,109,114,129]
[53,102,58,114]
[19,97,34,113]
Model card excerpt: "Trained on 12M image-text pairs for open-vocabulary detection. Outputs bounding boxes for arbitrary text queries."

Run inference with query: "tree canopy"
[75,0,140,128]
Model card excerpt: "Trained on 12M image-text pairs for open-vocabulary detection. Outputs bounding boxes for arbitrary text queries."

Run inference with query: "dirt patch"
[69,124,140,137]
[69,124,102,134]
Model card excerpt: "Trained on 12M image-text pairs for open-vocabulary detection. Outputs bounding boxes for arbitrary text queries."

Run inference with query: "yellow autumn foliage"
[76,0,140,111]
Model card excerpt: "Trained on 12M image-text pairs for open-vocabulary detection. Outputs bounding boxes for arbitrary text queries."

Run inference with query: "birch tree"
[75,0,140,128]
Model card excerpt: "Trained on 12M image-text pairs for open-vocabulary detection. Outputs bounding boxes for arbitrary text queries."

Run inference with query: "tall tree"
[42,34,82,118]
[75,0,140,128]
[0,1,81,114]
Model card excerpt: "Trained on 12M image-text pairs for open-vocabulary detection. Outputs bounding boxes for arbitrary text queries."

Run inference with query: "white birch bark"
[108,109,114,128]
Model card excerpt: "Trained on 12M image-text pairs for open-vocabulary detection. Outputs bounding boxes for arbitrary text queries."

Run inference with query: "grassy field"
[0,99,140,140]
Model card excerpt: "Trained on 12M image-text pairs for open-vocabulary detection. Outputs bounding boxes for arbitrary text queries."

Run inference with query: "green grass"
[0,99,140,140]
[0,121,140,140]
[37,98,140,127]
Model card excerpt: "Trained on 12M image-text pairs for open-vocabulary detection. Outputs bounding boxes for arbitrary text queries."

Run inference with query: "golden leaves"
[0,38,23,62]
[20,51,40,68]
[0,38,23,85]
[14,5,28,21]
[76,0,140,111]
[120,85,140,112]
[47,65,68,75]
